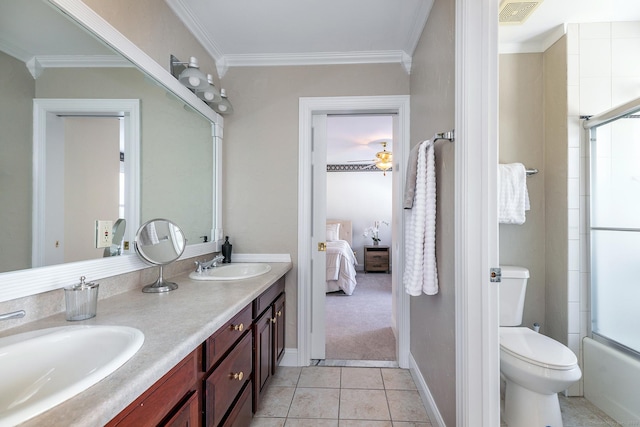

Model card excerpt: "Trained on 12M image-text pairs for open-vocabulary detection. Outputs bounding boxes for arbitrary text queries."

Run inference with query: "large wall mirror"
[0,0,222,302]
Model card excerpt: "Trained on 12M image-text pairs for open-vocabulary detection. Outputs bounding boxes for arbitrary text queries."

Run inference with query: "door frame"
[297,95,411,367]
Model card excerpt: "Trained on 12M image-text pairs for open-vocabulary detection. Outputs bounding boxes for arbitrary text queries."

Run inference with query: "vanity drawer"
[107,348,199,427]
[204,304,252,371]
[253,277,285,317]
[204,332,253,427]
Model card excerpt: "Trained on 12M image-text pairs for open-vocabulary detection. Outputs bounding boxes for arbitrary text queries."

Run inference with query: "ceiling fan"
[348,142,393,175]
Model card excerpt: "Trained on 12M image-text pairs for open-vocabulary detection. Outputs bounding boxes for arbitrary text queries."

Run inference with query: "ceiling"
[326,115,393,165]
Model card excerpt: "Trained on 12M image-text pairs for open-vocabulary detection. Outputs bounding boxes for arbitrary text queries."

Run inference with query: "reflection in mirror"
[134,219,186,293]
[0,0,214,277]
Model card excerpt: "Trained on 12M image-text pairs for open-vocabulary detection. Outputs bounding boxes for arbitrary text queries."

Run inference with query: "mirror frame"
[0,0,223,303]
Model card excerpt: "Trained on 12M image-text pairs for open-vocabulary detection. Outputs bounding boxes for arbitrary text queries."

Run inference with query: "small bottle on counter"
[222,236,232,263]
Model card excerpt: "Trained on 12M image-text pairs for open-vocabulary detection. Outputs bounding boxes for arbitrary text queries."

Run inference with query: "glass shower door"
[590,112,640,354]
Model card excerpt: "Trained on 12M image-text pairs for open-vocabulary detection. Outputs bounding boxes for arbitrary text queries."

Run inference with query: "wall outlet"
[96,220,113,248]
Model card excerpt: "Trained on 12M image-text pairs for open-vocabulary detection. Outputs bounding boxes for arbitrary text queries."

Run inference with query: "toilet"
[499,266,582,427]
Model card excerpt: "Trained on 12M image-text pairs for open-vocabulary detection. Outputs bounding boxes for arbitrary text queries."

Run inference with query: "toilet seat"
[500,327,577,370]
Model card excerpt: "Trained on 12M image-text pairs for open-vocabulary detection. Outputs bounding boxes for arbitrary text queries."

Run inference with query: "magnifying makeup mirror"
[134,218,186,293]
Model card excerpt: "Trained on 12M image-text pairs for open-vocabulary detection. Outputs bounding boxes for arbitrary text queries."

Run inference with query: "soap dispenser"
[222,236,232,263]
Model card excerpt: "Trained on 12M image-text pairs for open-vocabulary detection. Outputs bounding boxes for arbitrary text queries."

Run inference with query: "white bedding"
[326,240,358,295]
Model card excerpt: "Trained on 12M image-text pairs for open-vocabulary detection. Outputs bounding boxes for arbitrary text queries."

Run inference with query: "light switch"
[96,220,113,248]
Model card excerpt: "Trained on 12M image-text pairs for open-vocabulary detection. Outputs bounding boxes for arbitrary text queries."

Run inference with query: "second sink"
[189,263,271,281]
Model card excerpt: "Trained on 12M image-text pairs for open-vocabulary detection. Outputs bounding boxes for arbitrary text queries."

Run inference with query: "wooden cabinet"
[252,277,285,411]
[107,275,286,427]
[106,349,200,427]
[364,245,390,273]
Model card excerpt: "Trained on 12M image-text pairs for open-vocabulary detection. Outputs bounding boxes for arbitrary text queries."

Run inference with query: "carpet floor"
[325,272,396,361]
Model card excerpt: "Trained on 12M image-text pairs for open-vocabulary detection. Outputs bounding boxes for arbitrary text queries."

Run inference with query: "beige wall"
[498,53,546,331]
[408,0,456,425]
[0,51,34,272]
[221,63,410,347]
[543,38,569,345]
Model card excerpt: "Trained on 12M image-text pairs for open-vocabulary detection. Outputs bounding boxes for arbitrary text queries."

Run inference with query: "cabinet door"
[253,307,273,411]
[161,391,200,427]
[273,293,285,370]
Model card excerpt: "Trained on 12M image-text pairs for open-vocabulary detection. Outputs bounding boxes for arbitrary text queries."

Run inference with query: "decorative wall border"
[326,164,392,172]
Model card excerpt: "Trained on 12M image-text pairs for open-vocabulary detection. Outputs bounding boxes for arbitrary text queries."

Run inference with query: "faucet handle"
[194,260,203,273]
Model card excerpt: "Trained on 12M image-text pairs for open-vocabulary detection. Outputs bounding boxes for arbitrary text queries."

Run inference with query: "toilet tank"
[499,266,530,326]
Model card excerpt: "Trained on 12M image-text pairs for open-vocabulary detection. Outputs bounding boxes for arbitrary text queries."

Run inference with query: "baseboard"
[409,352,446,427]
[279,348,299,367]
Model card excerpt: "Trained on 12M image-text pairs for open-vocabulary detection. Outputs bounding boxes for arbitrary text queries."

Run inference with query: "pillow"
[326,223,341,241]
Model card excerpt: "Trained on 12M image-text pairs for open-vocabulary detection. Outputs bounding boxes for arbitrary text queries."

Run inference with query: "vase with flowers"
[363,220,389,245]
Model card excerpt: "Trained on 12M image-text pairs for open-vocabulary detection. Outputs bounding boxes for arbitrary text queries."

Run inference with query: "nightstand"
[364,245,390,273]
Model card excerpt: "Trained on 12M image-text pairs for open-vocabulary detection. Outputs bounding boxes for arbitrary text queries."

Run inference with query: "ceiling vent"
[499,1,543,25]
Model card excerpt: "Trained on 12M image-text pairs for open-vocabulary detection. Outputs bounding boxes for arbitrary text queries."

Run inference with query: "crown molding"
[403,0,435,56]
[25,54,132,78]
[221,50,412,75]
[499,24,566,54]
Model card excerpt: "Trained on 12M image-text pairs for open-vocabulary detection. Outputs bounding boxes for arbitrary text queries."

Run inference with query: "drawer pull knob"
[230,323,244,332]
[276,310,283,317]
[230,371,244,381]
[270,317,277,324]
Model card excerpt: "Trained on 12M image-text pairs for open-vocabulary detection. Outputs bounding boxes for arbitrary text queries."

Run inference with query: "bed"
[325,219,358,295]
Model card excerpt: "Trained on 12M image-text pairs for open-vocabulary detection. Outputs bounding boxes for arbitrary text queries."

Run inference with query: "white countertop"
[4,261,292,427]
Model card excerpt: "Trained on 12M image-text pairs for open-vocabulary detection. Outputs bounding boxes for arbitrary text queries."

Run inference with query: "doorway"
[324,114,396,362]
[297,95,410,368]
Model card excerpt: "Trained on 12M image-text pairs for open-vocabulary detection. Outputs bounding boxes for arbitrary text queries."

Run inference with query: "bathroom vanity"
[7,262,291,427]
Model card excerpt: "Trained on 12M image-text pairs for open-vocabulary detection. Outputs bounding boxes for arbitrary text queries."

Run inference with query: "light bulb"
[218,104,228,112]
[204,91,214,101]
[188,75,201,87]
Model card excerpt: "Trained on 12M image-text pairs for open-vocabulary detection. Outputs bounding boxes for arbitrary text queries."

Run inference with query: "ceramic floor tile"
[271,367,302,387]
[341,367,384,389]
[386,390,430,423]
[339,389,390,421]
[340,420,393,427]
[254,386,296,418]
[250,417,286,427]
[298,366,342,388]
[288,387,340,419]
[381,369,417,390]
[285,418,339,427]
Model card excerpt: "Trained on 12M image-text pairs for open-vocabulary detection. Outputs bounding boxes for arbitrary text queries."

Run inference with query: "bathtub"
[583,337,640,424]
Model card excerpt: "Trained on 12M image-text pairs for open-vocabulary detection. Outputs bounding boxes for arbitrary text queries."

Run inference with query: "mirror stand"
[143,265,178,293]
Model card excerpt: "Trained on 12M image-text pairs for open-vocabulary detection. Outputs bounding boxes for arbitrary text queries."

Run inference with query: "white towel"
[498,163,530,225]
[404,140,438,296]
[403,143,422,209]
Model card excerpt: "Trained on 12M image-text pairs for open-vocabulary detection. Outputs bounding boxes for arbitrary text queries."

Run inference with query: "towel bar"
[526,168,538,176]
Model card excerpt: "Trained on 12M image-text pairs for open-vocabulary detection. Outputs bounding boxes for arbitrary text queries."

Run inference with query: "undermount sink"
[0,325,144,426]
[189,263,272,281]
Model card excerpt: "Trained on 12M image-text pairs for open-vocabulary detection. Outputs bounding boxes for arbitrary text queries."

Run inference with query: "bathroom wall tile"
[612,77,640,106]
[579,157,590,197]
[612,21,640,38]
[568,270,580,303]
[579,237,590,273]
[579,77,611,115]
[568,118,581,148]
[568,85,581,117]
[566,24,580,55]
[568,54,580,86]
[568,333,580,357]
[568,208,580,240]
[568,302,580,334]
[568,178,580,210]
[568,240,580,271]
[612,38,640,77]
[580,311,589,338]
[579,22,611,40]
[580,38,611,78]
[568,147,580,179]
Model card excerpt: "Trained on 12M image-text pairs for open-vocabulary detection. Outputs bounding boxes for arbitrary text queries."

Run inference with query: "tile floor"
[251,366,432,427]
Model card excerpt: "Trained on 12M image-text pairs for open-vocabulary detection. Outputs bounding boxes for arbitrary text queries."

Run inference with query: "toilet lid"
[500,327,578,370]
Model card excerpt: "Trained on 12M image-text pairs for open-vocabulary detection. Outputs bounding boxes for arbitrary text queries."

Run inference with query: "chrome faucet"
[194,254,225,273]
[0,310,25,321]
